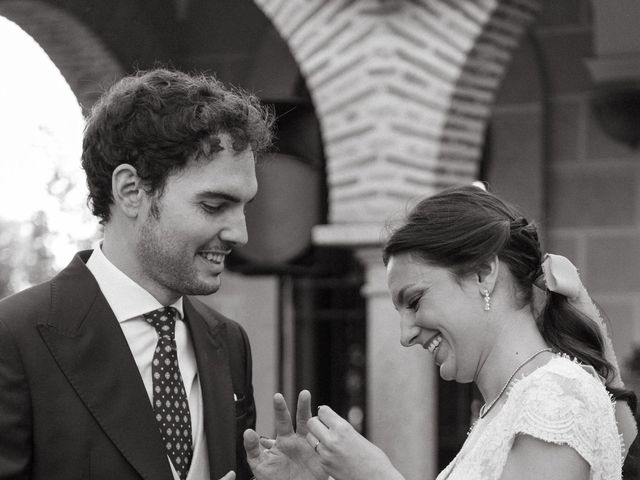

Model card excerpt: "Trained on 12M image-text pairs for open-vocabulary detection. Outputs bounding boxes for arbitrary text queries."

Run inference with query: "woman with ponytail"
[244,186,637,480]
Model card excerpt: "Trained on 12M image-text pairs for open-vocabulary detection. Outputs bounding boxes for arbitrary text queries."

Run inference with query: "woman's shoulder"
[513,354,611,404]
[503,354,622,477]
[507,354,616,427]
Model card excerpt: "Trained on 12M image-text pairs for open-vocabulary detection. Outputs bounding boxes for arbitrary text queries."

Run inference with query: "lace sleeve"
[506,361,622,479]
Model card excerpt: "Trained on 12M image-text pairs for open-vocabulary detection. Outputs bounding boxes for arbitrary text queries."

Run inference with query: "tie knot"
[144,306,179,339]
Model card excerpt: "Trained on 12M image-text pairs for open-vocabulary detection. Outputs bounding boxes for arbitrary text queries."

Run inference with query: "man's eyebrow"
[196,191,256,203]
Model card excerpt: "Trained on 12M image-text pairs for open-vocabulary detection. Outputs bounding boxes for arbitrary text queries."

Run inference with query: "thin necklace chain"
[479,347,553,419]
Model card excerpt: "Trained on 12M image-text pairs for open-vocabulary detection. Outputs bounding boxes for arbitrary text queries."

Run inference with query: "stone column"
[314,225,438,480]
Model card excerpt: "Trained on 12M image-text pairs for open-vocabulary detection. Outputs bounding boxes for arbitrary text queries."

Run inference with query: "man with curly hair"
[0,69,273,480]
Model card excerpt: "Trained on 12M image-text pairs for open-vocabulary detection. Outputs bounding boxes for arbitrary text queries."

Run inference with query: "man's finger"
[219,471,236,480]
[243,429,262,461]
[296,390,312,435]
[259,436,276,449]
[273,393,295,436]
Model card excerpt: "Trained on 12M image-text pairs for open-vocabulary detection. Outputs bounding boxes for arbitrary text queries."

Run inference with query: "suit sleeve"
[0,317,32,479]
[230,323,256,480]
[234,323,256,480]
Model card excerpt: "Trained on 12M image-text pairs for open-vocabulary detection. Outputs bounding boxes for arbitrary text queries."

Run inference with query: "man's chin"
[172,276,221,297]
[192,276,222,296]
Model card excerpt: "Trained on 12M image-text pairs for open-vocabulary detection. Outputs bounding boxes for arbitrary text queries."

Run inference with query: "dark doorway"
[291,249,367,434]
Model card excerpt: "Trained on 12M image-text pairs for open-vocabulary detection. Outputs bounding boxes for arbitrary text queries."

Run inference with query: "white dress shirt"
[86,246,210,480]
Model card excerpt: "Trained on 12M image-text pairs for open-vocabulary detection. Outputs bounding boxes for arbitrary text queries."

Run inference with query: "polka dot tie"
[144,306,193,480]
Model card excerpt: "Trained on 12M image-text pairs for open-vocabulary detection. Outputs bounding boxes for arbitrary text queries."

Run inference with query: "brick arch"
[0,0,124,114]
[252,0,541,224]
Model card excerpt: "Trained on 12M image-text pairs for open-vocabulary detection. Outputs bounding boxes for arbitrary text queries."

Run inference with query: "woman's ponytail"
[540,291,612,380]
[541,291,637,413]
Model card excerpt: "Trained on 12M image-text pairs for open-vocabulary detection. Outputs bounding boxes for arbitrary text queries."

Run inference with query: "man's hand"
[244,390,327,480]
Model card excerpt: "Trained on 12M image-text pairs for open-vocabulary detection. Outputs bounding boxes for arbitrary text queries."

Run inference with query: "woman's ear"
[112,164,143,219]
[476,255,500,295]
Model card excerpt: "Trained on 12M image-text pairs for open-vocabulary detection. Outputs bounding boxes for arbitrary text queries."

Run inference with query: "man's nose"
[220,210,248,247]
[399,313,420,347]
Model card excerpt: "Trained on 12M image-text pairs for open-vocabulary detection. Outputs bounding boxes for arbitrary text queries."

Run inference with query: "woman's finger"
[317,405,348,429]
[307,416,331,443]
[219,471,236,480]
[306,432,323,454]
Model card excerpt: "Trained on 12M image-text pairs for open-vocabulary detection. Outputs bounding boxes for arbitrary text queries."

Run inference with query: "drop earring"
[482,289,491,311]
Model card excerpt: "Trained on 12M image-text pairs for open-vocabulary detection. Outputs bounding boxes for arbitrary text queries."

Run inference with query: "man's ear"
[476,255,500,295]
[112,164,143,219]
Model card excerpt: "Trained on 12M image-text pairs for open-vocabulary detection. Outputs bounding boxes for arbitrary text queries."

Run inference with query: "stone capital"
[313,223,390,298]
[312,223,388,248]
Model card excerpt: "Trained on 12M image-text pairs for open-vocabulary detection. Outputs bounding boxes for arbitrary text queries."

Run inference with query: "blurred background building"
[1,0,639,478]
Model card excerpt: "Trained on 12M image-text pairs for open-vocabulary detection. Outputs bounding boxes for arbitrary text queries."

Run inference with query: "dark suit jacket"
[0,251,256,480]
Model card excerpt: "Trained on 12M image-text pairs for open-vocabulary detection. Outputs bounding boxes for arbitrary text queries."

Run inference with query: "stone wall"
[254,0,541,225]
[491,0,640,366]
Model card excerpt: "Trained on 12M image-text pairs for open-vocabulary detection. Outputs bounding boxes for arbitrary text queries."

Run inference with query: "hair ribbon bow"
[539,254,582,300]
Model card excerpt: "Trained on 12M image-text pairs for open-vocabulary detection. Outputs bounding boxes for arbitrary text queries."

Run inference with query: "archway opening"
[0,16,97,296]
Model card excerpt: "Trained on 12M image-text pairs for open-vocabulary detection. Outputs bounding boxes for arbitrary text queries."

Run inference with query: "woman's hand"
[306,405,404,480]
[244,391,327,480]
[218,471,236,480]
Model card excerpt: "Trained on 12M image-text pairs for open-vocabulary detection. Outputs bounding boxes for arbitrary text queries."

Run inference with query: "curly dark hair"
[81,68,274,224]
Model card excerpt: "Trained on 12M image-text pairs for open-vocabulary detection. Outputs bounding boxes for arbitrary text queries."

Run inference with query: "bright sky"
[0,16,97,269]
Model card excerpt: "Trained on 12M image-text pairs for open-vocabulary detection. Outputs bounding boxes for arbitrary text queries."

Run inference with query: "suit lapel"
[184,298,236,479]
[37,252,173,480]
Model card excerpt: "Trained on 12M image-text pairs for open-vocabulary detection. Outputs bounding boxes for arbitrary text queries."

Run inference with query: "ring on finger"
[314,440,321,453]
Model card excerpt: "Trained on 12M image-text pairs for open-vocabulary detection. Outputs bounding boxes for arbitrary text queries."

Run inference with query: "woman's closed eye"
[406,295,423,312]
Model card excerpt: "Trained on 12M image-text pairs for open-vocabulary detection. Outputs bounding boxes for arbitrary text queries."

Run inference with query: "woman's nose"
[399,314,420,347]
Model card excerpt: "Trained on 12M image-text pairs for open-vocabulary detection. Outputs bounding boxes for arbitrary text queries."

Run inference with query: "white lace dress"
[437,356,622,480]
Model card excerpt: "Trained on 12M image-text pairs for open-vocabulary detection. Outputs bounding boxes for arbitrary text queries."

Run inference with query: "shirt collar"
[86,242,184,323]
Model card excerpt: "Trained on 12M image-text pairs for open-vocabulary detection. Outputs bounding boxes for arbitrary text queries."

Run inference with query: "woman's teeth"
[425,334,442,354]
